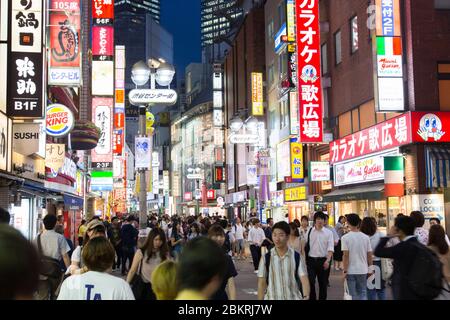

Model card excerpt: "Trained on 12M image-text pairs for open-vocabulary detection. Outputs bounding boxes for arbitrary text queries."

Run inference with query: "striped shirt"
[257,247,307,300]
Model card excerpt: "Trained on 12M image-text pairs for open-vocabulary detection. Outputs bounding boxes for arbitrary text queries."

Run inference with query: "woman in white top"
[126,228,170,300]
[58,237,134,300]
[360,217,386,300]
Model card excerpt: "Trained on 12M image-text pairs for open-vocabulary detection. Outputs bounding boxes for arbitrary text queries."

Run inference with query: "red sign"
[207,190,216,200]
[330,113,412,164]
[113,129,123,155]
[93,0,114,20]
[184,192,193,202]
[92,26,114,57]
[296,0,323,143]
[49,10,81,67]
[411,112,450,143]
[214,166,225,183]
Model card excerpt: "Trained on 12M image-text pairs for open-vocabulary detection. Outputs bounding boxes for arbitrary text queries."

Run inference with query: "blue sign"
[274,23,287,53]
[63,194,84,210]
[381,1,395,36]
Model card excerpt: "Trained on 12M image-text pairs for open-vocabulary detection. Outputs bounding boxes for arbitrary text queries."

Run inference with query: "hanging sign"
[46,103,75,137]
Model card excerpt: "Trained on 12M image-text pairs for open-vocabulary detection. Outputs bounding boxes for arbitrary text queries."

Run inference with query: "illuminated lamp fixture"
[229,116,244,132]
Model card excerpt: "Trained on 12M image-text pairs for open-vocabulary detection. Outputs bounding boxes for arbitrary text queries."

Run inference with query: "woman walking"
[428,224,450,300]
[333,216,346,271]
[127,228,170,300]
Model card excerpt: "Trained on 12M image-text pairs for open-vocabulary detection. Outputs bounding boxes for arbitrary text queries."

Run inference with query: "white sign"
[289,91,299,135]
[310,161,331,182]
[411,194,445,222]
[0,112,11,171]
[217,196,224,207]
[377,55,403,77]
[378,77,404,111]
[247,165,258,185]
[13,123,40,155]
[152,167,159,194]
[92,61,114,96]
[334,150,399,186]
[135,137,151,169]
[93,104,112,155]
[277,139,291,182]
[187,173,203,180]
[229,133,259,144]
[60,157,77,181]
[129,89,178,106]
[11,0,42,53]
[213,108,223,127]
[152,151,160,167]
[49,69,81,86]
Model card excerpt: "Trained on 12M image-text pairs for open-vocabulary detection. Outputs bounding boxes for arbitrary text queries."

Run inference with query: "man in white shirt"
[305,211,334,300]
[231,217,245,259]
[341,213,373,300]
[248,219,266,273]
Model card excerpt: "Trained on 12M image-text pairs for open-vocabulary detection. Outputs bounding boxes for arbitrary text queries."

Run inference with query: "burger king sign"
[46,104,75,137]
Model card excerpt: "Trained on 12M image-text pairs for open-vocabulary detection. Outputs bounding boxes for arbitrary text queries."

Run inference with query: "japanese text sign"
[92,0,114,25]
[330,113,411,164]
[296,0,323,143]
[286,0,296,42]
[91,98,113,166]
[310,161,330,181]
[251,72,264,116]
[290,141,304,179]
[284,186,307,202]
[376,0,401,37]
[45,143,65,172]
[49,1,81,85]
[207,190,216,200]
[92,26,114,59]
[10,0,43,53]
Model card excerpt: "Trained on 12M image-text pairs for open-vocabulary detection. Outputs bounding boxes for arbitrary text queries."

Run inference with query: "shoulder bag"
[130,251,148,300]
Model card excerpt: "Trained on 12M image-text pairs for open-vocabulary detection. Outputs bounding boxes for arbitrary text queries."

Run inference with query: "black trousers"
[249,245,261,271]
[307,257,329,300]
[114,244,122,269]
[121,246,135,274]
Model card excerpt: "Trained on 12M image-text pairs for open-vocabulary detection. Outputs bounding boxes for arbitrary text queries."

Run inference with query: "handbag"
[130,255,148,300]
[343,280,352,300]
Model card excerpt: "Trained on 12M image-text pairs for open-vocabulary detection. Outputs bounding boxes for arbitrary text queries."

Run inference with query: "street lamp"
[131,59,175,231]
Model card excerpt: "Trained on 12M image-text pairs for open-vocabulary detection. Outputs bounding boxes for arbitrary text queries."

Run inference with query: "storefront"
[284,186,308,222]
[268,190,285,223]
[225,190,249,221]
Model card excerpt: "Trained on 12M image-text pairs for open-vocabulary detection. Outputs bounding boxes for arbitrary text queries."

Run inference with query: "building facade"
[115,0,161,23]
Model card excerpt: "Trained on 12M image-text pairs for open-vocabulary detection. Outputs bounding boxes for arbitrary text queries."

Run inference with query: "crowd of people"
[0,206,449,301]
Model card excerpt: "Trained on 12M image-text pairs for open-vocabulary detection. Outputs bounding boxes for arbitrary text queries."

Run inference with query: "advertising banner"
[135,137,151,169]
[92,60,114,96]
[410,112,450,143]
[251,72,264,116]
[286,0,296,42]
[284,186,307,202]
[92,0,114,25]
[310,161,330,182]
[277,139,291,181]
[247,165,258,185]
[92,26,114,59]
[13,123,41,155]
[91,98,113,167]
[296,0,323,143]
[290,141,304,180]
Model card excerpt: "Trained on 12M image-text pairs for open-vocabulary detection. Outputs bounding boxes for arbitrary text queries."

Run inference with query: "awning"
[63,194,84,210]
[426,147,450,188]
[322,184,385,202]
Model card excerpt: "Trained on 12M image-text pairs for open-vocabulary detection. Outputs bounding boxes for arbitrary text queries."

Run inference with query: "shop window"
[350,16,359,54]
[359,100,376,129]
[351,108,360,133]
[334,30,342,65]
[338,111,351,138]
[438,63,450,110]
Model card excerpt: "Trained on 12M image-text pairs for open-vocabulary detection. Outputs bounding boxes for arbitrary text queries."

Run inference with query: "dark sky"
[161,0,202,80]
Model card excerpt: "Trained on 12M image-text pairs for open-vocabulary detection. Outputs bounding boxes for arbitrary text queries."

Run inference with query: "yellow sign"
[251,72,264,116]
[286,0,296,42]
[284,186,307,202]
[290,142,304,179]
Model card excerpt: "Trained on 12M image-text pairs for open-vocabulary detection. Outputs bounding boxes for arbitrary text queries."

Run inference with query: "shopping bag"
[343,280,352,300]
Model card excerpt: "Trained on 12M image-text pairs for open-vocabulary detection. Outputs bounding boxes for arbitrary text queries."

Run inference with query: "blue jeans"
[367,288,386,300]
[347,274,367,300]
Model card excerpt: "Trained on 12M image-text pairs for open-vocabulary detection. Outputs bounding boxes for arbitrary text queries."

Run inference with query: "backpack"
[37,234,64,279]
[407,241,446,299]
[265,249,303,296]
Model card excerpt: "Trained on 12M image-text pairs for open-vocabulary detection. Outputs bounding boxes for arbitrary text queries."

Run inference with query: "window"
[278,3,286,28]
[267,19,275,41]
[335,30,342,65]
[321,43,328,75]
[280,97,289,129]
[268,64,274,86]
[439,63,450,110]
[278,51,288,78]
[350,16,359,53]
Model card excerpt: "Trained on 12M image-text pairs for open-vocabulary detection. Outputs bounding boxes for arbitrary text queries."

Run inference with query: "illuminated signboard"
[251,72,264,116]
[91,98,113,168]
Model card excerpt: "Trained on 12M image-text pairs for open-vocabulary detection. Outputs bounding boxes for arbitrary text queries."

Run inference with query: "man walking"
[262,218,274,251]
[341,213,373,300]
[231,217,245,259]
[120,216,138,275]
[305,211,334,300]
[257,221,310,300]
[108,217,122,271]
[248,219,266,273]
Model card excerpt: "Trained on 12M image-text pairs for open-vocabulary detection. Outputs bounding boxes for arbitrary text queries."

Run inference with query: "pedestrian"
[248,219,266,273]
[333,216,346,271]
[225,223,235,256]
[207,225,237,300]
[77,219,87,246]
[428,224,450,299]
[187,222,201,241]
[34,214,71,300]
[121,216,139,275]
[305,211,334,300]
[262,218,274,251]
[55,224,74,268]
[410,211,429,245]
[151,260,178,300]
[298,215,311,251]
[0,224,39,299]
[324,213,339,282]
[170,221,185,259]
[108,217,122,270]
[360,217,386,300]
[219,219,233,256]
[69,219,107,275]
[429,217,450,245]
[127,228,170,300]
[341,214,373,300]
[288,222,302,254]
[176,237,227,300]
[257,221,310,300]
[57,237,135,300]
[231,217,245,259]
[375,215,441,300]
[0,207,11,224]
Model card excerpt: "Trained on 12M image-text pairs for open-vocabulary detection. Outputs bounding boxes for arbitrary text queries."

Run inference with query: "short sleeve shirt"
[211,254,238,300]
[35,230,70,261]
[341,231,372,274]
